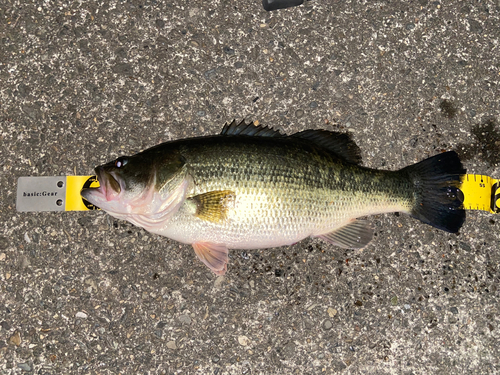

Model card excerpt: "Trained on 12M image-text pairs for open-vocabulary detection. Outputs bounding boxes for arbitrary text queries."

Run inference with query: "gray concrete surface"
[1,0,499,374]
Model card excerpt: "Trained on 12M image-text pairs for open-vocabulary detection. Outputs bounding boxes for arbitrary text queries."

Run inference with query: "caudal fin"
[401,151,466,233]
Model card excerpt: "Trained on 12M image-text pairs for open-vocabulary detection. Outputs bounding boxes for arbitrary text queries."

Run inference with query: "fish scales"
[151,136,414,248]
[81,121,465,275]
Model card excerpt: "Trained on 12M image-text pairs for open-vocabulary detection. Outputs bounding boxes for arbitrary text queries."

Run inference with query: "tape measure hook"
[81,176,100,210]
[491,182,500,213]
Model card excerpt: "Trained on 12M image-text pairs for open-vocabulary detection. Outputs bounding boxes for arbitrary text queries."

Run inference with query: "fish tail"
[401,151,466,233]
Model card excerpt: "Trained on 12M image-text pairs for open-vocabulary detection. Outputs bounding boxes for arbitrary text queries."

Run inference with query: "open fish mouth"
[98,166,123,197]
[81,167,123,203]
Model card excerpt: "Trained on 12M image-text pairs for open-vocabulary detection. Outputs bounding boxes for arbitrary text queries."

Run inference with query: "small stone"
[75,311,88,319]
[238,335,251,346]
[223,46,235,55]
[386,83,396,91]
[155,19,165,28]
[468,18,483,34]
[282,341,296,358]
[154,329,162,338]
[214,276,225,289]
[323,320,333,330]
[459,242,471,251]
[85,278,97,290]
[450,307,459,314]
[20,255,30,269]
[113,63,133,75]
[295,109,304,118]
[179,314,192,325]
[9,331,21,346]
[307,304,317,311]
[204,69,217,80]
[22,104,39,119]
[327,307,337,318]
[167,341,177,349]
[0,253,6,261]
[0,236,8,250]
[157,321,167,329]
[17,363,31,372]
[303,318,314,329]
[391,296,398,306]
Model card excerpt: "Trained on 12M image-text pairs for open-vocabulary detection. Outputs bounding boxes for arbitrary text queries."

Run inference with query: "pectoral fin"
[192,241,229,275]
[316,220,373,249]
[190,190,235,223]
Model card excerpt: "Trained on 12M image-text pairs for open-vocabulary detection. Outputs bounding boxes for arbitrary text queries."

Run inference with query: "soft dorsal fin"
[221,120,284,138]
[220,120,361,164]
[291,129,362,165]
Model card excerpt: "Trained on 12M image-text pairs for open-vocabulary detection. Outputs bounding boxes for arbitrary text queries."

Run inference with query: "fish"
[81,120,466,275]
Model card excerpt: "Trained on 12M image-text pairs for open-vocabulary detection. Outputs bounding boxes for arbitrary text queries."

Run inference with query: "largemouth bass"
[81,121,465,275]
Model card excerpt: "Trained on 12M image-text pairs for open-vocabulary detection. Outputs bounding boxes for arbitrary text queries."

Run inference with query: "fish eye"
[115,158,128,168]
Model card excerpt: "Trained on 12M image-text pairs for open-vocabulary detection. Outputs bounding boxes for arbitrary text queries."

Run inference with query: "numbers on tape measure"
[459,174,500,214]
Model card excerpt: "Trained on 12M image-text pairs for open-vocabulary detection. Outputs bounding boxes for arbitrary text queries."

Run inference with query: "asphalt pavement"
[1,0,499,374]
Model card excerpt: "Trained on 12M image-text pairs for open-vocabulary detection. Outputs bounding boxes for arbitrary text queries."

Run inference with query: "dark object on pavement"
[263,0,304,11]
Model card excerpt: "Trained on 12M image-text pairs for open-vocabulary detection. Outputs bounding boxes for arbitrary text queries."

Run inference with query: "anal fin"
[316,220,373,249]
[192,242,229,275]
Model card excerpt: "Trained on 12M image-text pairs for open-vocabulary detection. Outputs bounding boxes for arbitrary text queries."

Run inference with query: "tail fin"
[401,151,466,233]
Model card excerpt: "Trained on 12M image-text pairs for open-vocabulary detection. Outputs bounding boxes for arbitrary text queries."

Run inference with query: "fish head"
[81,151,189,221]
[81,154,154,213]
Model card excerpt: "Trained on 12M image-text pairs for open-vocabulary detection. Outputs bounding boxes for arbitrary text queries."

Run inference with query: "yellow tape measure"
[66,176,100,211]
[16,176,100,212]
[16,174,500,213]
[460,174,500,214]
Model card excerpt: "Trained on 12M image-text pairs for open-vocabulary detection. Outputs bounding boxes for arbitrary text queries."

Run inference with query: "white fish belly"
[149,185,315,248]
[147,183,407,249]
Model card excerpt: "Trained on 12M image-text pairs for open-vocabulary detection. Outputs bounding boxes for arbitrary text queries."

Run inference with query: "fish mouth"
[81,166,123,203]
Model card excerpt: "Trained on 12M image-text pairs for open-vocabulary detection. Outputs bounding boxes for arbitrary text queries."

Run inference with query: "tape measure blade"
[460,174,499,214]
[66,176,100,211]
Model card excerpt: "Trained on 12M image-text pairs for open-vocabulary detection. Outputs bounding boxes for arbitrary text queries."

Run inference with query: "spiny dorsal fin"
[221,120,284,138]
[190,190,236,223]
[291,129,362,165]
